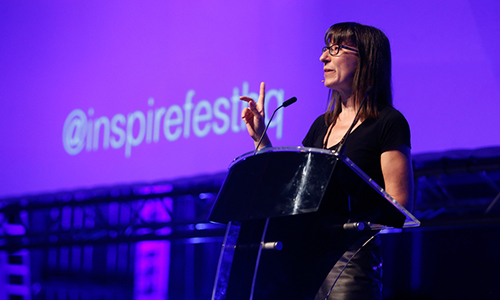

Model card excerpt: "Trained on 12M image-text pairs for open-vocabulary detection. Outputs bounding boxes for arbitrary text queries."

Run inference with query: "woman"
[240,22,413,299]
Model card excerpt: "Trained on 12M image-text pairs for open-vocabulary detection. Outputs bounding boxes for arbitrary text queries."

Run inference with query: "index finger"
[257,82,266,109]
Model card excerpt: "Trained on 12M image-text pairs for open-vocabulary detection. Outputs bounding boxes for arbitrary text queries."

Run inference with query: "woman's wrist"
[255,135,272,150]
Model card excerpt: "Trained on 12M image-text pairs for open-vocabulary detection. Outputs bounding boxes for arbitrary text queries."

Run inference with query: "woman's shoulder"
[309,113,327,129]
[302,113,328,147]
[376,105,411,148]
[378,106,408,123]
[379,105,403,116]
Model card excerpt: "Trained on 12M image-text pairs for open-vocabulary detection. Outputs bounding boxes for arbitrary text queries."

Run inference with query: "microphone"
[282,96,297,107]
[254,97,297,153]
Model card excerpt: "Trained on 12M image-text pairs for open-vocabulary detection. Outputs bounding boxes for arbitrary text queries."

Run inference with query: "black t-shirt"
[302,106,411,189]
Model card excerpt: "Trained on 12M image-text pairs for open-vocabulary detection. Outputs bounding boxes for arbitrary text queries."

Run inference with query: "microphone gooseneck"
[254,97,297,154]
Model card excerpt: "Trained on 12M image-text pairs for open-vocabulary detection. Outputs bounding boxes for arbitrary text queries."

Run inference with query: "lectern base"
[214,212,380,300]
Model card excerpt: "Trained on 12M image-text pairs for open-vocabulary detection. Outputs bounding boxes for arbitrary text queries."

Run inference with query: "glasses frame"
[322,44,359,56]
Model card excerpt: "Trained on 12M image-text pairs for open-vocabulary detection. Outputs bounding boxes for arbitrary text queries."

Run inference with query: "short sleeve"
[302,114,327,148]
[379,109,411,152]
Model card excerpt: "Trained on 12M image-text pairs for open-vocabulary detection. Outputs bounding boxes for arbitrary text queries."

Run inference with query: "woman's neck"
[340,94,358,116]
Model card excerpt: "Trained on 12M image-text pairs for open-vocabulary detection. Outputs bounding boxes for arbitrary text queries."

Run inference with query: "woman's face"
[320,43,359,96]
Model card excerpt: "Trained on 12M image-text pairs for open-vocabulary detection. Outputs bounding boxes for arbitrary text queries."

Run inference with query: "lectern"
[209,147,419,299]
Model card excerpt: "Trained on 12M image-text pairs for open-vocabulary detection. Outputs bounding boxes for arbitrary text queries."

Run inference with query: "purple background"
[1,1,499,199]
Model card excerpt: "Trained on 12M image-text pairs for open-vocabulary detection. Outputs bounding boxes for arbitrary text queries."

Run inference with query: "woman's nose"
[320,51,329,63]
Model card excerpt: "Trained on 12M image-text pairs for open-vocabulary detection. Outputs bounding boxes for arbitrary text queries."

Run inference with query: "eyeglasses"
[322,44,359,56]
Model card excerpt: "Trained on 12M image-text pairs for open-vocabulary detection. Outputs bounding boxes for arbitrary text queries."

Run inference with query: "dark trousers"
[315,236,383,300]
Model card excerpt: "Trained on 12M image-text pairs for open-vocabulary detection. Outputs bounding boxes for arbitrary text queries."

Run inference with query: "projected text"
[63,82,286,157]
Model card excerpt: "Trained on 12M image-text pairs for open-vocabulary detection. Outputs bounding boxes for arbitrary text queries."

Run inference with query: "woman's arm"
[380,145,414,210]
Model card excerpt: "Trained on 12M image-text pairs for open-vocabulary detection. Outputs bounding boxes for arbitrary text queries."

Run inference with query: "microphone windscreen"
[283,97,297,107]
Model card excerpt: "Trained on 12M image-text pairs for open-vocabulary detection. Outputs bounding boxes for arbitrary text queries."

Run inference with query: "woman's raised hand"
[240,82,271,149]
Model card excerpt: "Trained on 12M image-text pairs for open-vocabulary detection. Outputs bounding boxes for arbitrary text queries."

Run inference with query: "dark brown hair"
[324,22,392,125]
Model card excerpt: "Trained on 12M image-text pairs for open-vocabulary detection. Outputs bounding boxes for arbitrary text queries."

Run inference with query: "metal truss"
[0,174,228,251]
[412,147,500,227]
[2,147,500,250]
